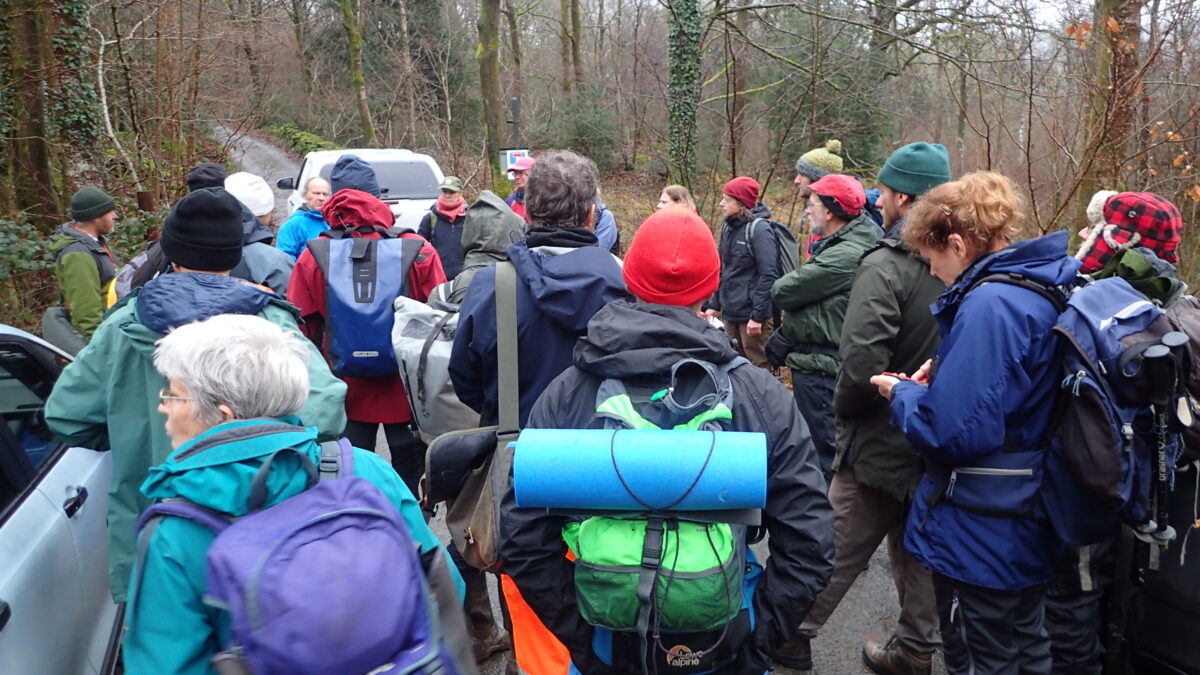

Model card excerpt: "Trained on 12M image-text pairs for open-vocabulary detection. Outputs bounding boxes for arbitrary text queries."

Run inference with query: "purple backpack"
[135,439,466,675]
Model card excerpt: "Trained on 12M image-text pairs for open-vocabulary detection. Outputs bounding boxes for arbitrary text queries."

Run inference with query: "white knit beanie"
[224,172,275,217]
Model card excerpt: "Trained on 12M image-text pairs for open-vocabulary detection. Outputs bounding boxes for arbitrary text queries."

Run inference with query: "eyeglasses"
[938,204,954,217]
[159,387,195,405]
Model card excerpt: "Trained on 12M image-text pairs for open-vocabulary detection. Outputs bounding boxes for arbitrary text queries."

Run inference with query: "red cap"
[510,156,536,172]
[722,176,760,209]
[623,207,720,307]
[809,174,866,216]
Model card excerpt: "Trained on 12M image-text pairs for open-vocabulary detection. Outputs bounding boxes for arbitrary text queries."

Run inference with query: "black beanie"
[160,188,245,271]
[186,163,228,192]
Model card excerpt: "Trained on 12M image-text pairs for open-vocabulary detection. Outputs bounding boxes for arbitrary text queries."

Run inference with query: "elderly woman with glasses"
[124,313,463,675]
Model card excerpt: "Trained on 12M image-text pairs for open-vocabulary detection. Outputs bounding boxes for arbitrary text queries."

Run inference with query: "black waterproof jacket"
[708,203,779,323]
[499,300,835,674]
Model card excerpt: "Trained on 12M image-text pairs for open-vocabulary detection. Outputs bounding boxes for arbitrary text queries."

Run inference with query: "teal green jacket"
[44,273,348,603]
[771,214,881,376]
[122,419,463,675]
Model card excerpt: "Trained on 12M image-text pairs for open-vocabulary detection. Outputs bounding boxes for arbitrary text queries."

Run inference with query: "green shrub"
[269,123,341,155]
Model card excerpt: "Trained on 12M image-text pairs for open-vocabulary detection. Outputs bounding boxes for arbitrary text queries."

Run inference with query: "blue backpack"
[308,226,424,377]
[970,274,1189,547]
[133,437,472,675]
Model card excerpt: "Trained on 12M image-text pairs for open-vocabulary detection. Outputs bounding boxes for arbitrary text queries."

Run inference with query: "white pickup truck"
[276,148,444,231]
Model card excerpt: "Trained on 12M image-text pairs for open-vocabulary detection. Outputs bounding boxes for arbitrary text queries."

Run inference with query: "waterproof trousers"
[790,372,837,481]
[934,572,1051,675]
[790,467,940,653]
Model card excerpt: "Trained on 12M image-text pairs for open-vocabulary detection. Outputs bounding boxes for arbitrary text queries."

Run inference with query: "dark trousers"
[344,420,426,497]
[934,572,1051,675]
[790,371,836,482]
[1043,540,1114,675]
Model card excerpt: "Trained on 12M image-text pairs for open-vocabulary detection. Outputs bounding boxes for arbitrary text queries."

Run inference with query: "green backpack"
[562,357,753,671]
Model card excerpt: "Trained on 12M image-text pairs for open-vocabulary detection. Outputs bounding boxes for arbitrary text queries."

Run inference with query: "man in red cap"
[703,176,781,369]
[501,206,834,674]
[771,174,881,482]
[506,155,536,220]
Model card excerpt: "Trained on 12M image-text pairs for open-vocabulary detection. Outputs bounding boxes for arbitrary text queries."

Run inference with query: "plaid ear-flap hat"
[1076,192,1182,273]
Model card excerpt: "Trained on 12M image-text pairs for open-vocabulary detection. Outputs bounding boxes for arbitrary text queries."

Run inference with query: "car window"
[0,340,65,511]
[318,160,439,200]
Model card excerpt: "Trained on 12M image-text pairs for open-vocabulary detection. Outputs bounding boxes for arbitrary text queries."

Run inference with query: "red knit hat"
[810,174,866,217]
[623,207,720,306]
[723,176,760,209]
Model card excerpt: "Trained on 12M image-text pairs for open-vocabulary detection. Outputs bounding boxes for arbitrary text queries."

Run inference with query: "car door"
[0,332,117,675]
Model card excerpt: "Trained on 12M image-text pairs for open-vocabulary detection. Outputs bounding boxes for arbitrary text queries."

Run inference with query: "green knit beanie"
[877,142,951,198]
[69,186,117,222]
[795,140,843,181]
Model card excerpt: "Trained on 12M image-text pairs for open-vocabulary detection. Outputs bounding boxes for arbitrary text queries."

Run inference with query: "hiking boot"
[862,636,932,675]
[773,635,813,670]
[472,625,511,663]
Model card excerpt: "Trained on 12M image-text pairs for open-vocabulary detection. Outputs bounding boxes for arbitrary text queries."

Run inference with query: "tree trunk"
[396,0,418,146]
[666,0,701,188]
[502,0,522,106]
[559,0,574,98]
[339,0,378,146]
[570,0,584,92]
[728,4,751,174]
[478,0,508,195]
[288,0,315,124]
[8,0,59,231]
[1079,0,1143,213]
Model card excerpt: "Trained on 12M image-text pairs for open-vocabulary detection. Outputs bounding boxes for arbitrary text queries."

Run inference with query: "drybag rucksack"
[308,226,424,378]
[969,274,1190,547]
[564,357,760,674]
[746,218,799,276]
[392,295,480,444]
[133,438,471,675]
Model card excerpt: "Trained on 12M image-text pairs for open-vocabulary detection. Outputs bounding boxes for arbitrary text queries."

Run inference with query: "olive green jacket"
[832,237,943,501]
[771,213,881,377]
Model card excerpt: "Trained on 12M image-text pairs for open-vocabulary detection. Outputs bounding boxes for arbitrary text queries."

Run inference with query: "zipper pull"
[946,471,957,498]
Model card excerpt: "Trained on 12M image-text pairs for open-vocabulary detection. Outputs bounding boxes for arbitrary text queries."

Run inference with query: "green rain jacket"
[44,272,347,603]
[771,213,881,377]
[122,419,462,675]
[48,223,120,339]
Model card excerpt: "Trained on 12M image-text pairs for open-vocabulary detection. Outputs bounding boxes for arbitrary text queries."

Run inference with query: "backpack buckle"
[319,455,340,475]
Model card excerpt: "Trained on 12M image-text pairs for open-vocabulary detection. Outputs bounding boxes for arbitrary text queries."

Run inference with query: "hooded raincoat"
[123,419,461,675]
[44,273,348,602]
[275,207,329,261]
[499,301,834,673]
[890,232,1080,590]
[230,204,294,296]
[449,226,629,427]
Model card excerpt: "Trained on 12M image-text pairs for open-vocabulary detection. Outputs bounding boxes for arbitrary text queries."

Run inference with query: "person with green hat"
[774,142,951,675]
[794,140,845,257]
[46,186,121,342]
[419,176,469,279]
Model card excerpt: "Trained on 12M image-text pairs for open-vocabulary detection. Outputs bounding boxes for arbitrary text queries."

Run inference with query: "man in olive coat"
[773,142,952,675]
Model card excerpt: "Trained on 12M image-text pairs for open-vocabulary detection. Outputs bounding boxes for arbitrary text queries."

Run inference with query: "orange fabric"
[501,574,571,675]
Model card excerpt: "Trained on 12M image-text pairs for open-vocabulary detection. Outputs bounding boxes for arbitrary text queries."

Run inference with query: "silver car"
[0,325,120,674]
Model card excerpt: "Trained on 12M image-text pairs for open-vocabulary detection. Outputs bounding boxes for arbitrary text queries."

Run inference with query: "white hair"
[154,314,311,425]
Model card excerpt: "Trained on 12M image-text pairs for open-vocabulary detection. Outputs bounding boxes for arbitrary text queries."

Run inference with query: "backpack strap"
[131,499,231,623]
[248,447,319,511]
[635,516,669,675]
[968,272,1069,312]
[417,311,457,403]
[317,438,354,482]
[495,261,520,435]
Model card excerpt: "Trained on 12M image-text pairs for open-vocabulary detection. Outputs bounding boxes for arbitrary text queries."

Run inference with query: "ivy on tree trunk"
[667,0,701,189]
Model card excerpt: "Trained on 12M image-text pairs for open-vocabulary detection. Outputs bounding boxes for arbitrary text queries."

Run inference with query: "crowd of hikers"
[35,139,1200,675]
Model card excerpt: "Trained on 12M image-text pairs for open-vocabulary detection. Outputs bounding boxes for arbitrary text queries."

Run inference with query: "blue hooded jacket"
[276,207,329,260]
[890,231,1080,590]
[449,238,629,427]
[330,154,381,197]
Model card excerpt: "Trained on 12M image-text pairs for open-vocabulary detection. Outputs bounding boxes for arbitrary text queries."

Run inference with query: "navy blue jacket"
[449,237,629,427]
[418,205,466,280]
[890,232,1079,590]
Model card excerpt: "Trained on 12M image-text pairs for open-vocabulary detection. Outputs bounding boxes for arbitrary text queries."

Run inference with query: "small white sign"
[502,149,531,173]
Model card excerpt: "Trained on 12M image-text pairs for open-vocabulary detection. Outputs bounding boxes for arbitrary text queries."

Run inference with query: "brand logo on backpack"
[666,644,705,668]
